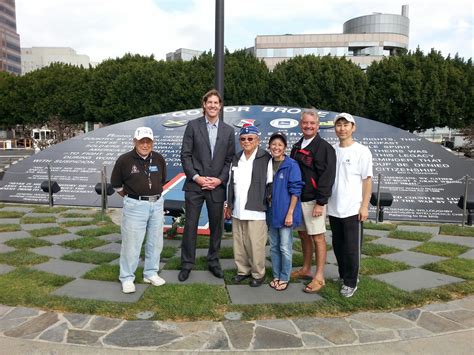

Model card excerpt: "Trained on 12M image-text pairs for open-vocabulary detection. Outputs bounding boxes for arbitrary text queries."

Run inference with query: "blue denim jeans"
[119,196,164,283]
[268,223,293,282]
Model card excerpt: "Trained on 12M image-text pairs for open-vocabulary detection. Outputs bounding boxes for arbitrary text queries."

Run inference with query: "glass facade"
[0,0,21,75]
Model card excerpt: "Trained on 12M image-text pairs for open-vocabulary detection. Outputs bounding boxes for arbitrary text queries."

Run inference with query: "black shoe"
[178,269,191,282]
[208,265,224,278]
[232,274,250,283]
[250,277,265,287]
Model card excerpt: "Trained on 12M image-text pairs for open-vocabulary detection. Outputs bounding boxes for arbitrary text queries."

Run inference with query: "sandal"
[275,281,289,291]
[269,279,279,288]
[303,279,325,293]
[291,269,313,280]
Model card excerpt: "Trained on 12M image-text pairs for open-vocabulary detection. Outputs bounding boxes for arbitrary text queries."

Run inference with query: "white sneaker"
[122,280,136,294]
[340,284,357,298]
[143,274,166,287]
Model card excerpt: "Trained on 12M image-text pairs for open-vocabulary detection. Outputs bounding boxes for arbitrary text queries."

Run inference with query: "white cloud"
[16,0,473,62]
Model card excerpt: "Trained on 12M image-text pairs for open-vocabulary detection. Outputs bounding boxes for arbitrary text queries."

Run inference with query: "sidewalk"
[0,204,473,352]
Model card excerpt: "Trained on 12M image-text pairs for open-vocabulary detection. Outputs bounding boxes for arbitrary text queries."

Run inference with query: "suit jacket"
[180,116,235,202]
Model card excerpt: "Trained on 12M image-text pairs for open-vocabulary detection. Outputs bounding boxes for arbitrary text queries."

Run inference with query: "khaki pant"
[232,218,268,279]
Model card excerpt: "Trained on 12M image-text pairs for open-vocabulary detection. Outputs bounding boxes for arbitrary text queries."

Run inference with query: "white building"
[21,47,95,74]
[166,48,204,62]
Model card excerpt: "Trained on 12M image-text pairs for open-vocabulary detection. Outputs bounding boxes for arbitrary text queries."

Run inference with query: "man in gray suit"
[179,89,236,281]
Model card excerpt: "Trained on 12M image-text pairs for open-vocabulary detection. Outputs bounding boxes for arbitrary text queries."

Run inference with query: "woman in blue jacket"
[267,132,303,291]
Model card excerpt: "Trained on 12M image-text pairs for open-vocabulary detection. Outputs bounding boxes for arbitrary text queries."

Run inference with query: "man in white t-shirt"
[327,113,373,298]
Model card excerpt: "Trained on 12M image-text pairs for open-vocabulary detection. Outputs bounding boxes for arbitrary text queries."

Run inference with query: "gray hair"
[300,108,319,123]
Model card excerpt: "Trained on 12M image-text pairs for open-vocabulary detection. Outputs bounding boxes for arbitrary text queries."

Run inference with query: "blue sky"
[16,0,473,63]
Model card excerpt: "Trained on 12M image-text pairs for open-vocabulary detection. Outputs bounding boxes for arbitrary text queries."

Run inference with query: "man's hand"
[312,203,324,217]
[359,206,369,221]
[201,177,222,190]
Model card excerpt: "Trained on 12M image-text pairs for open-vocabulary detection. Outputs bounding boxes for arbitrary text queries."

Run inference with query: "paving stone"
[159,270,225,285]
[363,229,390,238]
[220,239,233,248]
[293,318,357,345]
[223,321,254,349]
[301,333,333,347]
[422,302,462,312]
[372,237,423,250]
[348,312,414,330]
[0,318,29,332]
[397,225,439,235]
[253,326,303,350]
[381,251,447,267]
[52,279,148,303]
[39,322,68,342]
[356,329,397,343]
[394,308,422,322]
[64,209,98,215]
[448,296,474,311]
[371,268,464,292]
[21,223,59,231]
[3,307,40,320]
[64,313,93,328]
[458,249,474,260]
[4,312,59,338]
[431,235,474,248]
[85,316,122,331]
[203,327,229,350]
[163,238,182,247]
[416,312,465,333]
[398,327,433,340]
[290,264,339,281]
[195,248,210,258]
[0,218,20,224]
[67,329,104,345]
[25,213,56,218]
[32,259,95,278]
[176,321,218,336]
[227,284,322,305]
[437,310,474,327]
[103,320,181,347]
[256,319,298,335]
[220,258,236,270]
[92,242,121,254]
[0,231,31,243]
[41,233,82,244]
[326,249,337,264]
[98,233,122,243]
[0,264,15,275]
[161,332,213,350]
[0,305,14,317]
[32,245,75,258]
[348,319,375,330]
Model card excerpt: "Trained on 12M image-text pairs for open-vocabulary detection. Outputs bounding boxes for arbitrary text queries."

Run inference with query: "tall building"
[255,5,410,70]
[21,47,94,74]
[166,48,204,62]
[0,0,21,75]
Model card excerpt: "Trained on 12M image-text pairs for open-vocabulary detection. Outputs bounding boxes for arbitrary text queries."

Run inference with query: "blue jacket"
[269,156,304,228]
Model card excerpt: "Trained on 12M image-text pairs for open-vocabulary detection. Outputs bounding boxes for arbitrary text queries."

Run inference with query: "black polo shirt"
[111,149,167,196]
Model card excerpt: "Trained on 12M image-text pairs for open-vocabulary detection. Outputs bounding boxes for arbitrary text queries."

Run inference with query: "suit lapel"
[198,117,212,154]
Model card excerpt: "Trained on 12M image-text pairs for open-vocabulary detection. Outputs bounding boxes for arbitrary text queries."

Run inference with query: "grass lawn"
[60,236,108,250]
[411,241,469,257]
[363,222,396,231]
[362,243,400,257]
[0,210,25,218]
[5,237,52,249]
[76,225,120,237]
[0,224,21,232]
[62,250,119,264]
[30,226,69,238]
[388,230,432,242]
[440,225,474,237]
[423,258,474,280]
[0,250,49,266]
[21,216,56,224]
[360,257,410,275]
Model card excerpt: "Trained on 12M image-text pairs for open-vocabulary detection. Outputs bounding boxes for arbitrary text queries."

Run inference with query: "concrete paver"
[381,250,447,267]
[227,284,322,305]
[32,245,76,258]
[40,233,82,244]
[32,259,96,278]
[431,235,474,248]
[372,236,423,250]
[0,264,14,275]
[396,225,440,235]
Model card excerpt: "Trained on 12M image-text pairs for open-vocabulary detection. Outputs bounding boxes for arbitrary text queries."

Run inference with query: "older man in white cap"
[111,126,167,294]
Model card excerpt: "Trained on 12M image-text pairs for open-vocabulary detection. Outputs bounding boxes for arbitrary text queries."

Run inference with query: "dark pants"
[329,215,363,288]
[181,189,223,270]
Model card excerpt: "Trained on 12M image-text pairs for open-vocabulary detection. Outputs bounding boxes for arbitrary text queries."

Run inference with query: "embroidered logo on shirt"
[130,165,140,174]
[149,165,158,172]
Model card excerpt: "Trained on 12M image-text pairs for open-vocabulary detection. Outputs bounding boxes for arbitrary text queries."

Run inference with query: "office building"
[0,0,21,75]
[255,5,410,70]
[21,47,94,74]
[166,48,204,62]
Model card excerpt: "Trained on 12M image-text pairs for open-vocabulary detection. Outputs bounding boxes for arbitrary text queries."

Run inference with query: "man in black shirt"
[111,127,167,294]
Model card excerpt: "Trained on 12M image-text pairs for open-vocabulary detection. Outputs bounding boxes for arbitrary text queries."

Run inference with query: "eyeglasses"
[240,137,255,142]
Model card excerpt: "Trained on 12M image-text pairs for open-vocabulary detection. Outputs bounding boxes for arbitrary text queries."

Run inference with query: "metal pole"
[103,166,109,212]
[47,164,53,207]
[376,173,381,223]
[462,175,469,227]
[101,167,106,213]
[215,0,224,119]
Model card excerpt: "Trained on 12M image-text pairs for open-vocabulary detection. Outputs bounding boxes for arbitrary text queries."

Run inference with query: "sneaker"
[143,274,166,287]
[122,280,136,294]
[340,284,357,298]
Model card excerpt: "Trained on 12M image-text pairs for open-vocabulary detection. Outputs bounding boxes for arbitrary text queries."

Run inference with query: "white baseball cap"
[334,113,355,124]
[134,127,154,140]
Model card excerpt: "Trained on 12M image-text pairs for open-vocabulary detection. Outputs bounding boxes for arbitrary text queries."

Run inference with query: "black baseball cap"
[269,131,287,146]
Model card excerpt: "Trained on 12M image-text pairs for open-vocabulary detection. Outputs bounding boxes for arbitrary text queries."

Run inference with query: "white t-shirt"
[232,149,266,221]
[327,142,373,218]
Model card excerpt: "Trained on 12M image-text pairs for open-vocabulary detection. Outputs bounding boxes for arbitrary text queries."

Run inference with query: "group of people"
[111,89,373,299]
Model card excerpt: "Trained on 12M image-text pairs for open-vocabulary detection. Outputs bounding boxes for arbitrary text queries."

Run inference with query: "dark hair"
[202,89,222,104]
